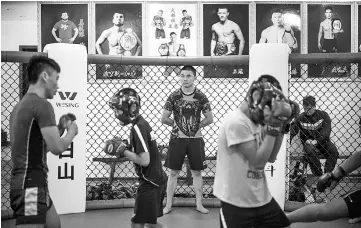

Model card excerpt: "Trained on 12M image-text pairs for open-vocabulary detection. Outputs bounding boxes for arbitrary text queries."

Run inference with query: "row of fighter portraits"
[40,3,359,78]
[41,3,360,56]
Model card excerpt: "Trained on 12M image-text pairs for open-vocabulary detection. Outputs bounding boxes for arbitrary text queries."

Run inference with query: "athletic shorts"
[343,189,361,219]
[131,182,166,224]
[220,198,290,228]
[10,186,53,225]
[323,39,337,53]
[164,137,206,171]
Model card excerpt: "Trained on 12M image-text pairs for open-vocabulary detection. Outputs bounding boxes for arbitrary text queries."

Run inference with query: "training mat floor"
[1,207,360,228]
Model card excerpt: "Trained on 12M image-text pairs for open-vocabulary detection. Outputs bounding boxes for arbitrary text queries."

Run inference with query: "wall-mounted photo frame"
[94,2,143,79]
[38,2,89,53]
[256,3,301,78]
[307,3,352,78]
[356,4,361,77]
[145,2,198,78]
[358,4,361,54]
[202,3,249,78]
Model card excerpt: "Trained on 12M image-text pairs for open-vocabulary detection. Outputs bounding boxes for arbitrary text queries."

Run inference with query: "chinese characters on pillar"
[265,164,275,177]
[58,142,75,180]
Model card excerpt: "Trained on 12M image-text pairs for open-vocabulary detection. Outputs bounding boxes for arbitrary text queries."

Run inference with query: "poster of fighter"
[95,3,143,79]
[359,4,361,54]
[307,4,351,77]
[39,3,89,52]
[146,2,197,78]
[358,4,361,77]
[256,4,301,78]
[202,3,249,78]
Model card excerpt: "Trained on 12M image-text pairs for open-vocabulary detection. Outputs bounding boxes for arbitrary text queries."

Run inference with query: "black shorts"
[220,198,290,228]
[131,182,166,224]
[323,39,337,53]
[164,137,206,171]
[10,186,53,225]
[343,189,361,219]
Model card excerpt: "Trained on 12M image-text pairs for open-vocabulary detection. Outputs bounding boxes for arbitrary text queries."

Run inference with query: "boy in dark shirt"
[290,95,339,177]
[108,88,168,228]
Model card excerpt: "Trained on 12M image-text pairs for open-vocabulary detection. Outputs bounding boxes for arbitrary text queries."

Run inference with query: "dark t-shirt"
[130,115,167,186]
[164,88,211,138]
[53,20,77,43]
[291,109,332,145]
[10,93,56,189]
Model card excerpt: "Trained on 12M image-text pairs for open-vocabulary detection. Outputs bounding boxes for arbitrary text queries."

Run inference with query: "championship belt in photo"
[119,28,137,56]
[158,43,169,56]
[282,28,296,50]
[332,18,342,33]
[229,43,236,54]
[215,41,228,56]
[177,44,186,57]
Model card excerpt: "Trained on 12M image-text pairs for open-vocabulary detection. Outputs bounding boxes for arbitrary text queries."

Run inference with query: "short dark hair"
[257,74,282,91]
[218,7,229,12]
[271,8,283,15]
[170,32,177,36]
[113,13,124,18]
[182,10,187,13]
[303,95,316,107]
[325,6,333,12]
[27,55,61,84]
[180,65,196,77]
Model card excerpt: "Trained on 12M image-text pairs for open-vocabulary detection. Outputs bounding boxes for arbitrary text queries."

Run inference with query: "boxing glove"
[104,137,128,158]
[58,113,77,136]
[281,100,300,134]
[264,99,292,136]
[316,167,345,192]
[317,172,336,192]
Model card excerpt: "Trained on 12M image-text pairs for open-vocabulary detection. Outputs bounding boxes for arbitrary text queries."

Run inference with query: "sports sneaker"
[348,217,361,224]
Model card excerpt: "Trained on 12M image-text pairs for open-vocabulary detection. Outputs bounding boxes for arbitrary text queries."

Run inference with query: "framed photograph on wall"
[307,4,352,77]
[95,2,143,79]
[202,3,249,78]
[356,4,361,77]
[39,2,89,52]
[256,3,301,78]
[146,2,197,78]
[359,4,361,54]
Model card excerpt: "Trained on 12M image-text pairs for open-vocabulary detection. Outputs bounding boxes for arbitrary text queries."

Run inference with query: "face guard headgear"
[109,88,140,125]
[247,81,287,125]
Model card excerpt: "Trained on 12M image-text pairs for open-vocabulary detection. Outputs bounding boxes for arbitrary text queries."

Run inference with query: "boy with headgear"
[213,75,300,228]
[106,88,168,228]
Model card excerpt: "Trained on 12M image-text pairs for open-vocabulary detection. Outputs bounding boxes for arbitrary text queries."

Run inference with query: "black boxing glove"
[317,167,346,192]
[104,137,128,158]
[316,173,335,193]
[58,113,77,136]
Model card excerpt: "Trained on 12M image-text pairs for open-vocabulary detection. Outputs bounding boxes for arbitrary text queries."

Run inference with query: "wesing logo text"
[56,92,79,108]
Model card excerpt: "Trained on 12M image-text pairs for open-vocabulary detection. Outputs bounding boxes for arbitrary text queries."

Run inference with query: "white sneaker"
[304,187,315,203]
[348,217,361,224]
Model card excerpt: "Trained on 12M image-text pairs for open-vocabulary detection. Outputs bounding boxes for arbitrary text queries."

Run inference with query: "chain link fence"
[2,52,361,211]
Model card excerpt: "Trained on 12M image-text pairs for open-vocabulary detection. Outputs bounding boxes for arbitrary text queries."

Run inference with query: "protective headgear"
[109,88,140,125]
[247,81,287,125]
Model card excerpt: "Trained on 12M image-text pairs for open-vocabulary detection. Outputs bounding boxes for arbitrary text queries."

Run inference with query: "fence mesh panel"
[1,57,360,210]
